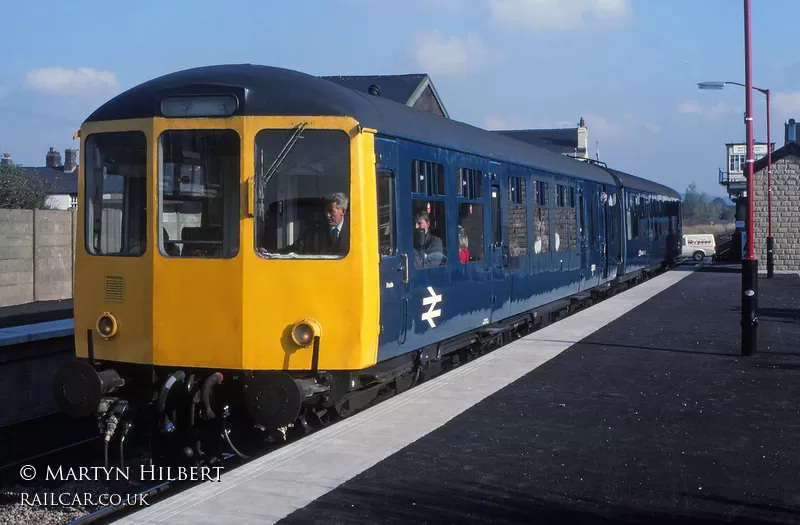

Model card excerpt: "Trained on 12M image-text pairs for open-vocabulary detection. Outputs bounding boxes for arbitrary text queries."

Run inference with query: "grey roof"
[604,167,681,200]
[321,74,449,118]
[24,166,79,194]
[753,141,800,173]
[492,129,577,156]
[83,64,683,193]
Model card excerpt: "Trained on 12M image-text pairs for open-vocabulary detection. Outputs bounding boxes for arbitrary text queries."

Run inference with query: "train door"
[600,185,610,279]
[606,188,620,278]
[489,163,511,322]
[577,181,589,283]
[375,138,411,358]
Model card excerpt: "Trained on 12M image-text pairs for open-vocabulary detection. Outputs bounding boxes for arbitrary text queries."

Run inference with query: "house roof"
[492,128,578,156]
[320,73,449,118]
[753,141,800,173]
[24,166,79,194]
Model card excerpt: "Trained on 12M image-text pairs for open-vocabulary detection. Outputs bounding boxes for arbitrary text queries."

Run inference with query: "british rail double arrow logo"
[422,286,442,328]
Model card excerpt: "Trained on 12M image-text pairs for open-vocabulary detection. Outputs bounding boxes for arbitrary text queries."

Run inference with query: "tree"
[683,182,709,221]
[0,164,54,210]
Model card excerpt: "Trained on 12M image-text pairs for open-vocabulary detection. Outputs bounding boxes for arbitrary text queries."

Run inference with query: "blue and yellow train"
[53,64,681,461]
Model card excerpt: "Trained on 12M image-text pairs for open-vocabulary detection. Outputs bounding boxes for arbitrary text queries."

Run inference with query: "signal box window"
[84,131,147,257]
[412,200,446,269]
[254,129,350,258]
[158,129,240,258]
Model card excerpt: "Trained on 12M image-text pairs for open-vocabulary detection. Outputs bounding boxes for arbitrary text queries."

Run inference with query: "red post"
[742,0,758,355]
[766,88,774,278]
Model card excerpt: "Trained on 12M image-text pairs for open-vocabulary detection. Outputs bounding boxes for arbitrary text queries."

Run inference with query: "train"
[52,64,682,464]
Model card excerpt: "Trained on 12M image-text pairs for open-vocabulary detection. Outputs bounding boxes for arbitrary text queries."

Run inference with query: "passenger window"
[377,172,395,257]
[508,177,527,257]
[412,160,445,196]
[555,184,569,252]
[412,200,446,269]
[457,203,484,264]
[491,186,501,247]
[533,181,550,254]
[568,186,577,250]
[457,168,484,264]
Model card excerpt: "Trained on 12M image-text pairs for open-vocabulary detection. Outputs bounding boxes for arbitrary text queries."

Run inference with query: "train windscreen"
[84,131,147,257]
[254,129,350,259]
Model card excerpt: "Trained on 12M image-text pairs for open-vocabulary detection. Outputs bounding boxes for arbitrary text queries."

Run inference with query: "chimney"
[787,118,798,145]
[576,117,588,159]
[64,148,77,173]
[46,147,62,168]
[0,153,11,166]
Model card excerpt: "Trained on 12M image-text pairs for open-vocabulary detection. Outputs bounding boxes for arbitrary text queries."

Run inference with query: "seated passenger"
[413,211,444,268]
[281,192,349,256]
[458,226,469,263]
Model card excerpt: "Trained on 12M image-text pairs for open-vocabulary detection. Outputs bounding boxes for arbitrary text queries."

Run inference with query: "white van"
[682,234,715,261]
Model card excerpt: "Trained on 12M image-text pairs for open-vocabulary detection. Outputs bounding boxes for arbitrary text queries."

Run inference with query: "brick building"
[752,141,800,273]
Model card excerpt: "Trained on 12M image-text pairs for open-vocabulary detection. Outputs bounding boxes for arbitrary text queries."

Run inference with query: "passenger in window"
[279,192,349,256]
[413,211,444,268]
[458,226,469,263]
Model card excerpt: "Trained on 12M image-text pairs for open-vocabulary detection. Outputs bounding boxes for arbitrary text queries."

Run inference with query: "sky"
[1,0,799,199]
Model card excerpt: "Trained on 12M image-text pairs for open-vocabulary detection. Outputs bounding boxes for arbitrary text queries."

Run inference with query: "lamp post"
[697,81,773,279]
[698,0,757,355]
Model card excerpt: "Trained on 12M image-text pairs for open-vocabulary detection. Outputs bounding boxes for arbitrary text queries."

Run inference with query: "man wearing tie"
[323,192,348,256]
[282,192,349,256]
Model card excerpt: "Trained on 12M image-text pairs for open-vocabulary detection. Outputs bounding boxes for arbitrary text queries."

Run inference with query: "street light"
[698,0,757,356]
[697,81,774,279]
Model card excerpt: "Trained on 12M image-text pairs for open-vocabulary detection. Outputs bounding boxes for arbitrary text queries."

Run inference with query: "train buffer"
[115,264,800,524]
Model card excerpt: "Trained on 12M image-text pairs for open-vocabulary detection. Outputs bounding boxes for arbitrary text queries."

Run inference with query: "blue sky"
[1,0,798,198]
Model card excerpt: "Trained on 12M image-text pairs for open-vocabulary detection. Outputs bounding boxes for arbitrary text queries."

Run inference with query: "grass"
[683,222,736,239]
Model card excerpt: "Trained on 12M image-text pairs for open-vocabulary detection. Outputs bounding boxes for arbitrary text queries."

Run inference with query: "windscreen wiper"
[260,122,308,186]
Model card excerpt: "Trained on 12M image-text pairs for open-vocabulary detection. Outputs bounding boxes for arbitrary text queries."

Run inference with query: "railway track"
[0,263,696,525]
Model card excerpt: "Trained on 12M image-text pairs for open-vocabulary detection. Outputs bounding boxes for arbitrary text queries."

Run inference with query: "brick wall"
[753,154,800,273]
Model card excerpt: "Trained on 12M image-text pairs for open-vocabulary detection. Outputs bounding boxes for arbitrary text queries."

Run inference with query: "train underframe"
[52,262,672,466]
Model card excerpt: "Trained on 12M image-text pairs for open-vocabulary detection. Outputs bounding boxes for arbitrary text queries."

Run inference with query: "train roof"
[604,168,681,200]
[85,64,620,184]
[85,64,680,200]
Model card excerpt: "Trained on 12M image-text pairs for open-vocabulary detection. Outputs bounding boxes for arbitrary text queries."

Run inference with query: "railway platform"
[115,264,800,525]
[0,298,73,329]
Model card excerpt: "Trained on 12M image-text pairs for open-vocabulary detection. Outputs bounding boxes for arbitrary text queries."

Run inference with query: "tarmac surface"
[278,266,800,524]
[0,299,73,329]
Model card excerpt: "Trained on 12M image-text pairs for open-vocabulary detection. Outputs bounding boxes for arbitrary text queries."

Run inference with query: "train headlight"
[96,313,118,339]
[291,318,321,347]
